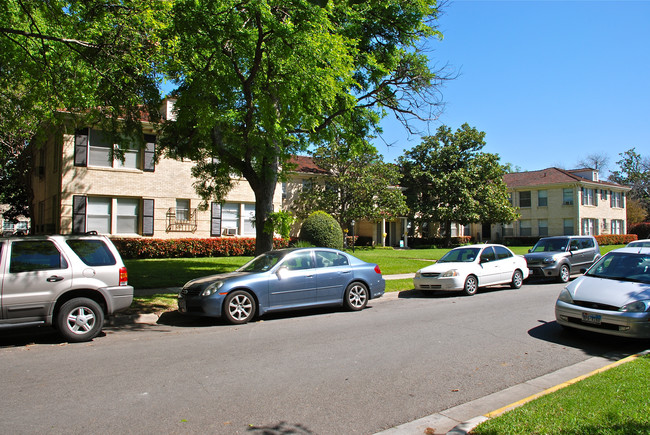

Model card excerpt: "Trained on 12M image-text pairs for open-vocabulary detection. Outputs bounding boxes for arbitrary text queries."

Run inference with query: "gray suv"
[0,234,134,342]
[524,236,600,283]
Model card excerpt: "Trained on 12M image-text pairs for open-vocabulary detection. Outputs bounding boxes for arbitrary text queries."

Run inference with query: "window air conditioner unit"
[225,228,237,236]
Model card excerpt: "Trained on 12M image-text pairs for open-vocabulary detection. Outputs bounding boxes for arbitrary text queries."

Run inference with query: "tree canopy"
[398,123,518,245]
[609,148,650,220]
[158,0,447,253]
[291,138,408,230]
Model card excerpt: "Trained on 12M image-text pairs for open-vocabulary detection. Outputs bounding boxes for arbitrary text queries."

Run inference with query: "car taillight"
[374,265,382,274]
[119,267,128,286]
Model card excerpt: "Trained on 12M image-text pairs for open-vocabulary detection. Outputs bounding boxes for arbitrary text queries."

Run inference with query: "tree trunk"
[443,220,453,247]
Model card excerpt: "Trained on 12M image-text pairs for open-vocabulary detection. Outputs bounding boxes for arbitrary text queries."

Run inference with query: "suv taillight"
[119,267,128,286]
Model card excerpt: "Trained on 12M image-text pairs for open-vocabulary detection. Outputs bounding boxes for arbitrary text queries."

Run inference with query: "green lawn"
[472,354,650,435]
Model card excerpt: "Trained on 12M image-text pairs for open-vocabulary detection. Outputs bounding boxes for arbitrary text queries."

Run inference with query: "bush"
[110,237,290,259]
[629,222,650,239]
[299,211,343,249]
[408,236,472,248]
[595,234,637,245]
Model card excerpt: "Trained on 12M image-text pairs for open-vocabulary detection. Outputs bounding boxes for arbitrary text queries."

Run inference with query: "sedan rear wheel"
[344,282,368,311]
[463,275,478,296]
[223,290,256,324]
[511,269,524,289]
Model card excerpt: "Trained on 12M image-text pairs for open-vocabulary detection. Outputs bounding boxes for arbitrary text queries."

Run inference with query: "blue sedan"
[178,248,385,324]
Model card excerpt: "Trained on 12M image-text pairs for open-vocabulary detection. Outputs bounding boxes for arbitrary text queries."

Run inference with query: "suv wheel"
[558,264,570,283]
[56,297,105,342]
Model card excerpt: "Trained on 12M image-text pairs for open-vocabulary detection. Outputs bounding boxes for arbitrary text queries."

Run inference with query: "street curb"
[375,350,649,435]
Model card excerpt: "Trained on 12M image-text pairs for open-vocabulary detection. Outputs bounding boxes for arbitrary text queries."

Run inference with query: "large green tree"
[0,0,170,214]
[291,138,408,231]
[159,0,447,254]
[609,148,650,219]
[398,123,518,246]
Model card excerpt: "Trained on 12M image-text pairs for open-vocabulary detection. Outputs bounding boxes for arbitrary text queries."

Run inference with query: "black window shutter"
[142,199,154,236]
[211,203,222,237]
[143,134,156,172]
[74,128,89,167]
[72,195,87,233]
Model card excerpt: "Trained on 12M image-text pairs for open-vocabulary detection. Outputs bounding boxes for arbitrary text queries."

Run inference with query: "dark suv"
[0,234,134,342]
[524,236,600,283]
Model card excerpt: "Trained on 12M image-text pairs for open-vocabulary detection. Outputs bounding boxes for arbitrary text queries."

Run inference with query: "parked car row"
[3,233,648,341]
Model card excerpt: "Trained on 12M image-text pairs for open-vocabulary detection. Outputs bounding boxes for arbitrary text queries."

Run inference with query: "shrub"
[110,237,290,259]
[299,211,343,249]
[595,234,637,245]
[629,222,650,239]
[408,236,472,248]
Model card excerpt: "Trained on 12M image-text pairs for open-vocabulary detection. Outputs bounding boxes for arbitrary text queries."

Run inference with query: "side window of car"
[315,251,348,268]
[569,240,580,251]
[480,247,496,263]
[66,239,116,266]
[9,240,69,273]
[284,252,314,271]
[580,238,594,249]
[494,246,513,260]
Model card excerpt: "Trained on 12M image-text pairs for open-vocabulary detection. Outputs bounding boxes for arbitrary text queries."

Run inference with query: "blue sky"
[374,0,650,176]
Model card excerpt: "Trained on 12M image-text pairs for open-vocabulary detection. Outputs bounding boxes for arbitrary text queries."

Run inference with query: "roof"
[503,167,629,190]
[288,155,328,175]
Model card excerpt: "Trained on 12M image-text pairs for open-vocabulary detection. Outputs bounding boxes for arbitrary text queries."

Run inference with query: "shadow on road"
[247,421,314,434]
[527,319,649,360]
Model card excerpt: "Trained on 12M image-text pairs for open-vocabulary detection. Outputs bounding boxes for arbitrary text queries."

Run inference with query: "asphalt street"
[1,280,647,434]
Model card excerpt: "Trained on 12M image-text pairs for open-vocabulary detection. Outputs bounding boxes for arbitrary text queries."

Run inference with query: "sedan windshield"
[586,252,650,284]
[530,238,568,252]
[439,248,480,263]
[238,252,284,272]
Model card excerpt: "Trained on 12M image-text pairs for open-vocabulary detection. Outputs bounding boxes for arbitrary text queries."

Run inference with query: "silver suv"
[524,236,601,283]
[0,234,134,342]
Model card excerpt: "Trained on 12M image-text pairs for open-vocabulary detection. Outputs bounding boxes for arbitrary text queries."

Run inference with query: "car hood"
[186,271,253,287]
[566,276,650,306]
[524,251,566,260]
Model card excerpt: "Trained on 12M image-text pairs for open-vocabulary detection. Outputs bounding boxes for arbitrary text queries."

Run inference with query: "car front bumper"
[413,275,465,291]
[555,301,650,339]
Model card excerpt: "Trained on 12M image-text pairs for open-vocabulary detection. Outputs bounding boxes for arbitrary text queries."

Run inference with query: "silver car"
[555,247,650,338]
[178,248,385,324]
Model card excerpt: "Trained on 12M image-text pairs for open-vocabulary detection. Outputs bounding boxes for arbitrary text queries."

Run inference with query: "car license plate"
[582,312,601,325]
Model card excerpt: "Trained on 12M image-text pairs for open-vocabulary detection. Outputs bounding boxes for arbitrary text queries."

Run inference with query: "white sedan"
[413,244,529,296]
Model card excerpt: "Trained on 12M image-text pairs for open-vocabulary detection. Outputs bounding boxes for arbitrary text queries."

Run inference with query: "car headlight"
[415,270,422,278]
[543,256,557,264]
[201,281,224,297]
[441,269,459,277]
[557,288,574,304]
[620,300,650,313]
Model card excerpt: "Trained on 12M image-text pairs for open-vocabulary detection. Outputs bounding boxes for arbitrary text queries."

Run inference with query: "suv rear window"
[66,239,116,266]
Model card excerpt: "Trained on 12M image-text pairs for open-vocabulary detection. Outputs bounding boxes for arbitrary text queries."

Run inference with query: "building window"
[600,189,608,200]
[537,190,548,207]
[116,198,139,234]
[507,192,513,206]
[538,219,548,236]
[611,191,623,208]
[243,204,256,236]
[87,197,112,233]
[302,179,312,191]
[519,220,532,236]
[563,188,574,205]
[582,188,595,206]
[581,218,598,236]
[611,219,624,235]
[563,219,574,235]
[519,191,531,208]
[222,203,240,235]
[176,199,190,222]
[87,129,141,169]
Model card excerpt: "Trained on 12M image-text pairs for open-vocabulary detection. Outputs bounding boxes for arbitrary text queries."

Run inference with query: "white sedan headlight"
[620,300,650,313]
[415,270,422,278]
[557,288,574,304]
[441,269,459,277]
[201,281,224,297]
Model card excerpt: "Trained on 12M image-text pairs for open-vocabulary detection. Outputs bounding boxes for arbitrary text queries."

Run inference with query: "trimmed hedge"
[408,236,473,248]
[595,234,637,245]
[629,222,650,239]
[110,237,290,259]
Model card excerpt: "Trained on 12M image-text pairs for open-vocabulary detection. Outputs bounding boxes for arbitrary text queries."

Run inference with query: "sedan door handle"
[46,276,64,282]
[341,270,352,274]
